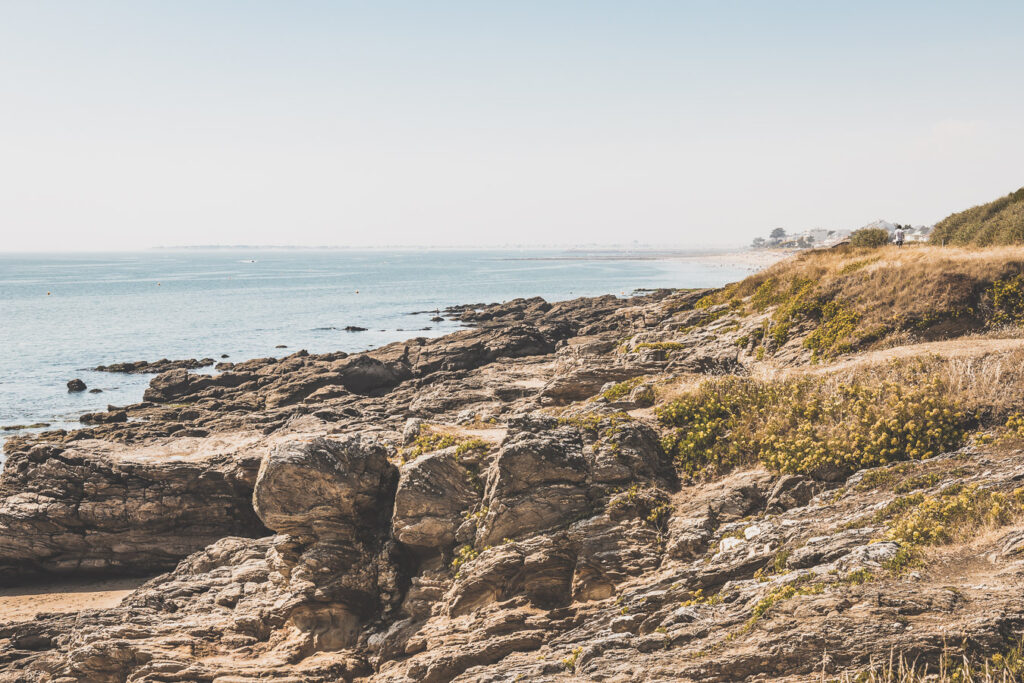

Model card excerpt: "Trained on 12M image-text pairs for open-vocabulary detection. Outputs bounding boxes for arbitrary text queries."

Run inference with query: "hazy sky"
[2,1,1023,251]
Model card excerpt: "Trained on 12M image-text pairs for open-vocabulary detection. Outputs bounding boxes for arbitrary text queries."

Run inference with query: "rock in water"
[93,358,215,373]
[66,378,86,392]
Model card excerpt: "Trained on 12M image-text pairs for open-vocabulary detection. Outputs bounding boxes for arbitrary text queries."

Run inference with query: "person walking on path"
[894,226,905,248]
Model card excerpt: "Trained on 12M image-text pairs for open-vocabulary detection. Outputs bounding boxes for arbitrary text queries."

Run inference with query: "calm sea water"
[0,249,754,455]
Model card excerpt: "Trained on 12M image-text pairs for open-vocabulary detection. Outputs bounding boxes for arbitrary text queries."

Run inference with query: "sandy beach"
[0,577,146,623]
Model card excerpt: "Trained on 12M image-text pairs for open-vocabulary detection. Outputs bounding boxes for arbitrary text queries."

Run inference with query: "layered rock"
[5,286,1024,682]
[0,437,267,582]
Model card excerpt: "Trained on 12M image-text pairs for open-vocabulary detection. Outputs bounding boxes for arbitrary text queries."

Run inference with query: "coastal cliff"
[2,246,1024,681]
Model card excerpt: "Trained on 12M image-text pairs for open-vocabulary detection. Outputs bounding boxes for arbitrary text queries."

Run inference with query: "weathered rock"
[474,429,591,547]
[253,435,400,622]
[93,358,215,374]
[391,448,481,551]
[764,474,818,514]
[66,379,86,392]
[9,287,1024,683]
[0,441,267,582]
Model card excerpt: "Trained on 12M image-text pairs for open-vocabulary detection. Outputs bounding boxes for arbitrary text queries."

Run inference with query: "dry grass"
[810,349,1024,424]
[830,642,1024,682]
[702,245,1024,360]
[735,245,1024,319]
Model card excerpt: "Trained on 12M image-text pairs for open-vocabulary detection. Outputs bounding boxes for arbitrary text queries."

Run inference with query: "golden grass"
[830,641,1024,682]
[703,245,1024,359]
[736,245,1024,312]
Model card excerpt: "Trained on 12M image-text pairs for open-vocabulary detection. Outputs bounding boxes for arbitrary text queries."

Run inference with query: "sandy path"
[0,577,146,623]
[805,336,1024,375]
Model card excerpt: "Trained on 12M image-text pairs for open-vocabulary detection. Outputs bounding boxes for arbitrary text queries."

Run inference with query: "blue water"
[0,249,754,451]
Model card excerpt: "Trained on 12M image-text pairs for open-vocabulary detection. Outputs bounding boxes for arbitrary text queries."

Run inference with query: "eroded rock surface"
[4,289,1024,682]
[0,439,267,582]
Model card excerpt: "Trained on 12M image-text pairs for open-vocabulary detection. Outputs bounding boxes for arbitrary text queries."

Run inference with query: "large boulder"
[253,436,400,630]
[391,447,482,551]
[474,429,592,547]
[253,435,398,542]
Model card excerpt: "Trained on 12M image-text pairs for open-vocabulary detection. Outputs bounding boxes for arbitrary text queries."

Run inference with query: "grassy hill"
[930,186,1024,245]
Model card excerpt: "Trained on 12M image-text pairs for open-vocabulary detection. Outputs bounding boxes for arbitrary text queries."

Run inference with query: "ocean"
[0,249,756,457]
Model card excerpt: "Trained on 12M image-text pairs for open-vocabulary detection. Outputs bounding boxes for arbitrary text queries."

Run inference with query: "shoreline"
[0,249,786,449]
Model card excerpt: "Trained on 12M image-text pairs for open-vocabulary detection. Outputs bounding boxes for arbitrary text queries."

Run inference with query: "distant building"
[751,220,931,250]
[905,225,933,242]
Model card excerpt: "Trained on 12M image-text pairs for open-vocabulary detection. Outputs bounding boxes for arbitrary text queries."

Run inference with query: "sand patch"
[0,577,146,623]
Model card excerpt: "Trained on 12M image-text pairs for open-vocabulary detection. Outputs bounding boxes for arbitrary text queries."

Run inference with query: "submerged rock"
[93,358,215,373]
[66,378,86,392]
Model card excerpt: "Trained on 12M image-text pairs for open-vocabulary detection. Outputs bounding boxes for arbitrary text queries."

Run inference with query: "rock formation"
[3,271,1024,681]
[93,358,215,374]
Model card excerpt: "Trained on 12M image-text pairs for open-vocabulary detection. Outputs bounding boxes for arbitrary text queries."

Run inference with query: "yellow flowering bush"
[990,274,1024,326]
[886,485,1024,547]
[600,376,645,402]
[656,375,966,478]
[402,433,458,458]
[1006,413,1024,439]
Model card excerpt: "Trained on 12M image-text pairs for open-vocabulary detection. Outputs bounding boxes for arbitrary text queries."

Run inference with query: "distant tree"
[770,228,787,239]
[850,227,891,248]
[796,235,814,248]
[752,237,766,248]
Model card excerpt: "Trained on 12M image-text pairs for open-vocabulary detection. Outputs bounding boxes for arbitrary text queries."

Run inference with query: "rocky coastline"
[2,248,1024,681]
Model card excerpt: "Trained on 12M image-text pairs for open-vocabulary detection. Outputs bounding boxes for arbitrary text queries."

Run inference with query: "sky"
[1,1,1023,251]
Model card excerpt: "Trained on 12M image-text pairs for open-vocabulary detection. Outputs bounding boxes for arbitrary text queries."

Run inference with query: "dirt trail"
[777,336,1024,377]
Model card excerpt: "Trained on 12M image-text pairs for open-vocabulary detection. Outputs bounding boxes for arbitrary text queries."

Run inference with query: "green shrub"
[601,376,645,402]
[769,278,820,346]
[655,374,966,478]
[403,433,458,458]
[849,227,891,248]
[634,341,687,353]
[454,438,490,459]
[1007,413,1024,439]
[751,279,777,311]
[450,544,479,572]
[803,300,860,361]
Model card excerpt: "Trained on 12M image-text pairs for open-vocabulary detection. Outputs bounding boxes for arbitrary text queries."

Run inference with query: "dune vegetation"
[930,187,1024,246]
[691,244,1024,362]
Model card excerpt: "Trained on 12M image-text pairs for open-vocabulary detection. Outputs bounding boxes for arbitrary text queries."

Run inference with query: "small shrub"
[751,279,778,311]
[991,274,1024,326]
[403,433,458,458]
[680,588,722,607]
[1006,413,1024,439]
[634,341,687,353]
[454,438,490,459]
[601,376,645,402]
[803,300,860,361]
[849,227,891,248]
[561,647,583,672]
[451,544,479,572]
[743,579,823,632]
[558,412,632,439]
[886,484,1024,547]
